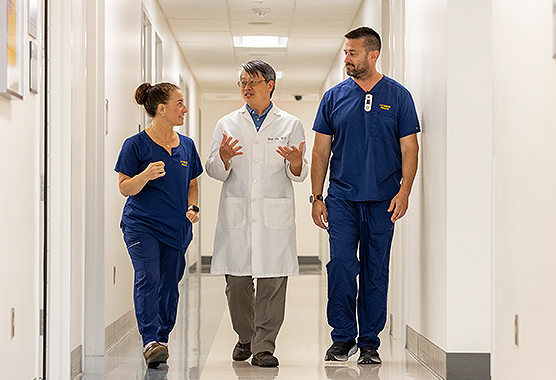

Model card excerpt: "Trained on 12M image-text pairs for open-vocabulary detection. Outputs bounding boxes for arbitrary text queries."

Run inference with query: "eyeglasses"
[237,79,267,88]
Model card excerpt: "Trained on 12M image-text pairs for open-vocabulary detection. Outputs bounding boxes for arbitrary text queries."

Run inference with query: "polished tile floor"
[81,268,439,380]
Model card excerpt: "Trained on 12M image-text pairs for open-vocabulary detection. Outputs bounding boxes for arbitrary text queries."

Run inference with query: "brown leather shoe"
[251,351,279,367]
[143,342,169,368]
[232,341,252,361]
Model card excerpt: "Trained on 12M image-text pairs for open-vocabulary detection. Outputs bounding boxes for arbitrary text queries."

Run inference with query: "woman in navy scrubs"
[115,82,203,368]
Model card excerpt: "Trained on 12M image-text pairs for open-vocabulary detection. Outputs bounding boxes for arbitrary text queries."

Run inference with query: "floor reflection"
[323,364,381,380]
[81,265,438,380]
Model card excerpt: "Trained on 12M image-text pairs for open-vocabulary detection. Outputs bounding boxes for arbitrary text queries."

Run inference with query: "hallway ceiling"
[158,0,364,100]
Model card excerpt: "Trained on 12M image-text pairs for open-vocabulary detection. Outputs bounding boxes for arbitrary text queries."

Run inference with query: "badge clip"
[364,93,372,112]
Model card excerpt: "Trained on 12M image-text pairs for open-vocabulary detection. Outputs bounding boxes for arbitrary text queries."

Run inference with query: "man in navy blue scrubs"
[311,26,420,365]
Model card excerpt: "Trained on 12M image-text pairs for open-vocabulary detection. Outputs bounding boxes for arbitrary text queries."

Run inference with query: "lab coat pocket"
[265,141,285,168]
[220,197,246,229]
[264,198,293,230]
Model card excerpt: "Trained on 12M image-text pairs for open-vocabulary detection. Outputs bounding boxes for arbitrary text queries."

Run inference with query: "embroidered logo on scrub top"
[180,160,188,167]
[379,104,391,111]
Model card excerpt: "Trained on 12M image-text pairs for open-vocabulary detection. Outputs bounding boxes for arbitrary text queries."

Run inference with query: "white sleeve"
[286,119,309,182]
[205,121,232,182]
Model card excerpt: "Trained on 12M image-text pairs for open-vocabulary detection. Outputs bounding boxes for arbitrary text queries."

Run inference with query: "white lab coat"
[206,104,308,278]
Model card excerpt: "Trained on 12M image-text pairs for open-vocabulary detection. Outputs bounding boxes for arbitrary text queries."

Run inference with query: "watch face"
[309,194,322,203]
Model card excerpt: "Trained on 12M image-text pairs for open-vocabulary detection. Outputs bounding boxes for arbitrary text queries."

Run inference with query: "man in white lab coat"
[205,60,308,367]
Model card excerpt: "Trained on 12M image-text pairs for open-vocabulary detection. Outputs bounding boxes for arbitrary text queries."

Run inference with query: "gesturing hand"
[276,141,305,165]
[219,133,243,170]
[277,141,305,176]
[142,161,166,181]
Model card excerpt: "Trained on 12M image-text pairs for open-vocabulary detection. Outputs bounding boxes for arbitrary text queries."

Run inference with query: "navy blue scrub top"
[115,130,203,249]
[313,76,420,202]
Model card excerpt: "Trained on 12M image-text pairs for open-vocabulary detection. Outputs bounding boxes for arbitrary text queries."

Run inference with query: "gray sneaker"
[357,346,381,364]
[324,340,358,361]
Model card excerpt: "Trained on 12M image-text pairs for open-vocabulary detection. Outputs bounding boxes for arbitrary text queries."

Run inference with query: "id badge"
[365,93,372,112]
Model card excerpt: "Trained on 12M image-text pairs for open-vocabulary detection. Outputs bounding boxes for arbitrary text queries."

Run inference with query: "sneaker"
[232,341,252,361]
[324,340,357,361]
[357,346,381,365]
[251,351,279,367]
[143,342,169,368]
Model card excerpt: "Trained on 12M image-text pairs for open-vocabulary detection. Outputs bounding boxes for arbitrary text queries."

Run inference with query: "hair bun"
[134,82,152,105]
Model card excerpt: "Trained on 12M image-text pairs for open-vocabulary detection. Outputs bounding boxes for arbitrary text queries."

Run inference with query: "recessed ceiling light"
[233,36,288,48]
[252,8,271,17]
[248,22,273,26]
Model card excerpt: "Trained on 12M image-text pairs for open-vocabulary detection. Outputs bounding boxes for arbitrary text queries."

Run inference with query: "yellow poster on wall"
[7,0,16,67]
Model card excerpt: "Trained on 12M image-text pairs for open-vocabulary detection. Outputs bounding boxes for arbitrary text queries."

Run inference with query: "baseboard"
[70,345,82,380]
[406,325,490,380]
[199,255,322,274]
[105,309,136,352]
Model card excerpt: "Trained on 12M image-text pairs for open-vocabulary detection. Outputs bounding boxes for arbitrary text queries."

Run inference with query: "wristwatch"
[188,205,200,213]
[309,194,323,203]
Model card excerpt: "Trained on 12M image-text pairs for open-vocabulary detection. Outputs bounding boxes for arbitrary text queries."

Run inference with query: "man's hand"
[277,141,305,176]
[388,191,409,222]
[219,133,243,169]
[276,141,305,165]
[311,201,328,229]
[186,210,199,224]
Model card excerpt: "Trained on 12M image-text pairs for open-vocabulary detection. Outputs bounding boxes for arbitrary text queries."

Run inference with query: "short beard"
[345,59,370,80]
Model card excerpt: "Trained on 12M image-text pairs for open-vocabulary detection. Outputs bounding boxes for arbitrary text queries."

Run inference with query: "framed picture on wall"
[28,0,37,39]
[553,0,556,59]
[1,0,24,99]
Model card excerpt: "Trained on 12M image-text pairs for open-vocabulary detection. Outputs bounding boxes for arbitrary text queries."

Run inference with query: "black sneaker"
[324,340,357,361]
[357,346,381,364]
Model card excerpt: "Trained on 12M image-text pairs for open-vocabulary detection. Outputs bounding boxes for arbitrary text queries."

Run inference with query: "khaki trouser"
[225,275,288,354]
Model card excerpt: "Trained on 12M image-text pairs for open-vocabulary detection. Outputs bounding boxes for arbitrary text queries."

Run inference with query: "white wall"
[404,0,449,349]
[0,2,44,379]
[492,0,556,378]
[445,0,493,352]
[403,0,493,353]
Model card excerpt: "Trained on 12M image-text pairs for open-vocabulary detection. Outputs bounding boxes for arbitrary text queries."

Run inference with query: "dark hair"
[344,26,381,53]
[134,82,180,118]
[241,60,276,98]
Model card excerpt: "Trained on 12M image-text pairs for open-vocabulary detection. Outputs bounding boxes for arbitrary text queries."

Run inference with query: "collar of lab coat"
[240,103,281,133]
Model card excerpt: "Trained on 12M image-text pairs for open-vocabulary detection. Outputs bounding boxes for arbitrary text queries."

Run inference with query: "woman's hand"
[142,161,166,180]
[118,161,165,197]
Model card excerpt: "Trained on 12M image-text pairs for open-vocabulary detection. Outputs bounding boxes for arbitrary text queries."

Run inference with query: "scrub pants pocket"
[121,224,186,346]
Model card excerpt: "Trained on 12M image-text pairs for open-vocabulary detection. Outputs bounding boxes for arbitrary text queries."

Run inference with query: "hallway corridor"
[80,269,438,380]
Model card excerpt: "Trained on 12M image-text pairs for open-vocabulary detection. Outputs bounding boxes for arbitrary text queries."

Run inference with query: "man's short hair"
[242,60,276,98]
[344,26,381,53]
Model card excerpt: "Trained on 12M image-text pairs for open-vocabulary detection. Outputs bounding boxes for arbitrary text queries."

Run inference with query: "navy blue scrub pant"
[325,195,394,349]
[122,224,187,346]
